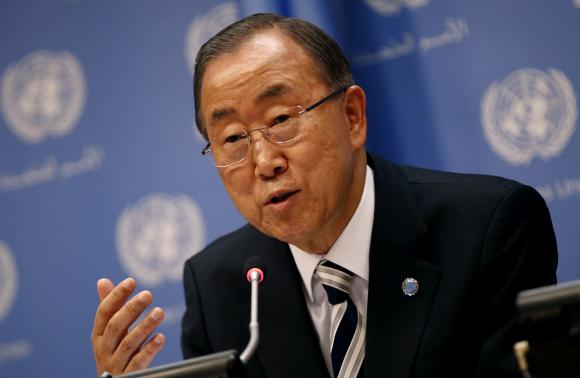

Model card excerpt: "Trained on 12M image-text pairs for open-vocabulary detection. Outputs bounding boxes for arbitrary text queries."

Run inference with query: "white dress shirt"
[289,165,375,375]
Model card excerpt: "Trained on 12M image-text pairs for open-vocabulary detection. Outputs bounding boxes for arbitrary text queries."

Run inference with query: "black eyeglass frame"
[201,84,353,166]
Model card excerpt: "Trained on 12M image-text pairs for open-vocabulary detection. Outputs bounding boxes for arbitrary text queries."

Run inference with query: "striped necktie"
[316,260,365,378]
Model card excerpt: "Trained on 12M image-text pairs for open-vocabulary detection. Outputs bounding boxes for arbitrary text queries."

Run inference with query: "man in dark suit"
[181,153,557,378]
[91,13,557,378]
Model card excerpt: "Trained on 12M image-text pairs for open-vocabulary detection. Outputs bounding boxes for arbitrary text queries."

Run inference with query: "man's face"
[200,30,366,253]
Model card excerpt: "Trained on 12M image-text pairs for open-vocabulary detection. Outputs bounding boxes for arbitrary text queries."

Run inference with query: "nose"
[250,131,288,180]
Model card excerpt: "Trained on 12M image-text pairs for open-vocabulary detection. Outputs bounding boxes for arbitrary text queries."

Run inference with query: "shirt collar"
[290,165,375,302]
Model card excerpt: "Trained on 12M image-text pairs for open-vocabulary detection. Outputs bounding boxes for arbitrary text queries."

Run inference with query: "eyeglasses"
[201,84,352,168]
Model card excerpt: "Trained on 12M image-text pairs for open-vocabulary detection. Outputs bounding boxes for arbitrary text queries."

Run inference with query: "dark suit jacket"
[181,154,557,378]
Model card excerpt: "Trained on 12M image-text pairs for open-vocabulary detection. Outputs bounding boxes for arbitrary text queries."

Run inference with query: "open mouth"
[268,190,299,205]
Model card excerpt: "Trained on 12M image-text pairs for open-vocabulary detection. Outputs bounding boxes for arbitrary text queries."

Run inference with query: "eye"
[269,113,291,127]
[224,133,245,144]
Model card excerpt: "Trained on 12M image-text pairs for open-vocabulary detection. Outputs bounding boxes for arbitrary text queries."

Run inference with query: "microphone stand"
[240,269,261,363]
[102,264,264,378]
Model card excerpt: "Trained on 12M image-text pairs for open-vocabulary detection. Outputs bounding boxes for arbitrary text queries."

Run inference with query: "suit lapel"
[365,156,441,378]
[237,236,330,378]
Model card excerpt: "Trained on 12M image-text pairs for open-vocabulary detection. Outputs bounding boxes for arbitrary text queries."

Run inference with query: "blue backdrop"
[1,1,578,376]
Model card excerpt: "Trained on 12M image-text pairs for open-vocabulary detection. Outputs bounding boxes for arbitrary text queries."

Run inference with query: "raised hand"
[92,277,165,376]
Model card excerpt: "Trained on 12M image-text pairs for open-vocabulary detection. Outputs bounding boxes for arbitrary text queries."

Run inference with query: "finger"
[97,278,115,302]
[113,307,165,368]
[92,277,136,338]
[125,333,165,373]
[102,290,153,352]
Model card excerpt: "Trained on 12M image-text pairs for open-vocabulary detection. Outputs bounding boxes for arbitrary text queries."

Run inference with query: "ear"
[342,85,367,151]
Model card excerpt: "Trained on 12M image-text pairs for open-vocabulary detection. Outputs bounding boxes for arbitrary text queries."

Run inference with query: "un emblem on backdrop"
[184,2,239,73]
[481,68,578,166]
[116,194,206,287]
[0,50,86,144]
[363,0,430,16]
[0,241,18,323]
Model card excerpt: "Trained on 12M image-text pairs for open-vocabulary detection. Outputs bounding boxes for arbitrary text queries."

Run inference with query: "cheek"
[309,135,353,179]
[220,169,259,215]
[310,112,353,153]
[295,148,348,209]
[307,135,354,206]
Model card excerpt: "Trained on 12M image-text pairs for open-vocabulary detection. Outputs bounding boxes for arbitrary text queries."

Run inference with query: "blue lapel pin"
[402,277,419,296]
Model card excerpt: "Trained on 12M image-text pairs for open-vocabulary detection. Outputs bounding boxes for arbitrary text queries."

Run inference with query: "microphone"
[101,257,268,378]
[240,256,267,364]
[243,256,267,284]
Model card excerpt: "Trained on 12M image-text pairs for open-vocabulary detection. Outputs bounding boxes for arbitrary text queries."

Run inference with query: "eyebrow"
[255,84,289,103]
[210,107,235,126]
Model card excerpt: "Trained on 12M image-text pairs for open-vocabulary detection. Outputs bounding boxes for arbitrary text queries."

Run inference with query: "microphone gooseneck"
[240,256,267,364]
[101,257,268,377]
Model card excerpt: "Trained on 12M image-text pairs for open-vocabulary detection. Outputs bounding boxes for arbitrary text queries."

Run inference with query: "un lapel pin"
[402,277,419,296]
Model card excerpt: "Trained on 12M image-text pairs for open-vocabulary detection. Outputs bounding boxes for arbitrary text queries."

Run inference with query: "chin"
[260,222,307,245]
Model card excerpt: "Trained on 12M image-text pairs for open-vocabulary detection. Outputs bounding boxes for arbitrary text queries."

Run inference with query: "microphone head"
[244,256,267,283]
